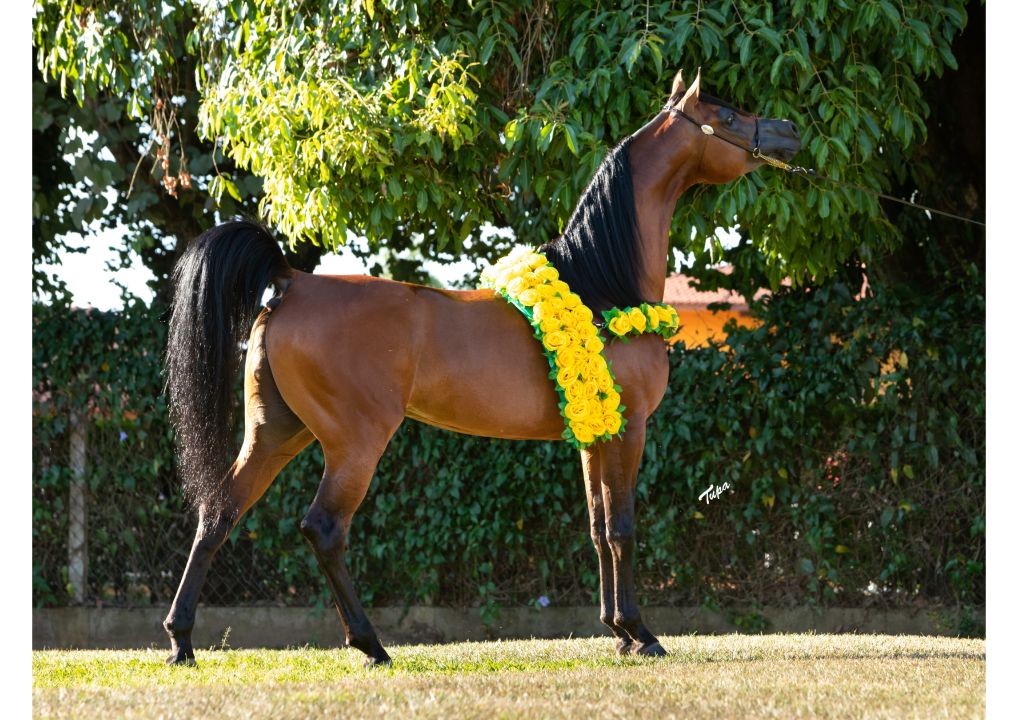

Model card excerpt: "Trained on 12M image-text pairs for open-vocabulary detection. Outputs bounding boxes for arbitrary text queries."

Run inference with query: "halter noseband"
[661,100,795,172]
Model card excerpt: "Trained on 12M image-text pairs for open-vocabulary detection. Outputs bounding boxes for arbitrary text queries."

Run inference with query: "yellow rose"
[562,330,583,349]
[565,399,590,420]
[595,369,614,393]
[526,253,548,269]
[564,380,585,403]
[556,346,580,368]
[570,420,595,445]
[628,307,647,333]
[602,389,621,412]
[645,305,660,329]
[586,360,608,385]
[586,353,608,377]
[532,301,554,322]
[537,283,559,300]
[588,416,607,437]
[550,280,570,296]
[582,381,599,400]
[518,288,542,306]
[554,309,574,327]
[576,322,598,341]
[603,413,622,434]
[608,314,632,336]
[505,275,529,297]
[563,293,582,309]
[584,335,604,354]
[557,366,579,387]
[543,296,565,315]
[534,265,559,283]
[543,330,570,352]
[573,304,594,324]
[566,307,590,325]
[540,317,562,334]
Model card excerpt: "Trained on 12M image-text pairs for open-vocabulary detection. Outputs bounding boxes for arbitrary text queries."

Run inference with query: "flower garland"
[602,303,680,342]
[480,247,681,449]
[481,247,623,448]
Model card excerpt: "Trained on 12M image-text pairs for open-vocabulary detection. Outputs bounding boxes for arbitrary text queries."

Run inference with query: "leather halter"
[661,99,796,172]
[659,100,985,227]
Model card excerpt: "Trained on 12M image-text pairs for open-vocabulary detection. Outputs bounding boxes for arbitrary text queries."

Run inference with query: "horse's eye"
[726,113,736,126]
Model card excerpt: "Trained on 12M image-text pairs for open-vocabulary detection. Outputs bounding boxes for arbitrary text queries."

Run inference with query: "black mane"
[539,136,645,313]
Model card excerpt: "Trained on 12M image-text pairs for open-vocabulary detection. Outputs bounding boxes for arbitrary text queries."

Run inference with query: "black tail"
[165,220,291,508]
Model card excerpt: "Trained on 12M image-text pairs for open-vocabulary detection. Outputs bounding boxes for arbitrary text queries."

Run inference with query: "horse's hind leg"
[163,426,310,665]
[298,427,400,667]
[164,316,313,665]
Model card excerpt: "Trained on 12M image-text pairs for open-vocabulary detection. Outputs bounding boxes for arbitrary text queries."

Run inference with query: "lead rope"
[664,102,986,229]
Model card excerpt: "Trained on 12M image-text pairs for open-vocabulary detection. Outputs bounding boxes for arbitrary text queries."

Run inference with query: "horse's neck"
[630,120,699,303]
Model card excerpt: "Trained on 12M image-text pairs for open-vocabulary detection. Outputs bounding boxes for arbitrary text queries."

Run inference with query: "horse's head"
[657,68,800,185]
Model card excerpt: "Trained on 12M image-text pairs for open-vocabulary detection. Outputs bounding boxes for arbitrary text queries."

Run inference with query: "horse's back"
[261,271,565,441]
[260,270,667,445]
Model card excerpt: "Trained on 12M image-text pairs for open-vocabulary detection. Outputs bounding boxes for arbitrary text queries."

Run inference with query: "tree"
[34,0,979,299]
[32,1,285,306]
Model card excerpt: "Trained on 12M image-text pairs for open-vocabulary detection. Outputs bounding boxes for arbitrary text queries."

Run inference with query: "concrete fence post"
[68,410,88,603]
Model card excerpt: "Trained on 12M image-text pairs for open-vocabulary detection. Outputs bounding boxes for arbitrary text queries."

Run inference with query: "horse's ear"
[670,69,686,99]
[681,66,702,106]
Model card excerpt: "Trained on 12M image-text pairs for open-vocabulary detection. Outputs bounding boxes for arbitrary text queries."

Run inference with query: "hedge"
[32,270,984,630]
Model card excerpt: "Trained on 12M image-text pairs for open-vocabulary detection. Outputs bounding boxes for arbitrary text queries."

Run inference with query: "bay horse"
[163,68,800,666]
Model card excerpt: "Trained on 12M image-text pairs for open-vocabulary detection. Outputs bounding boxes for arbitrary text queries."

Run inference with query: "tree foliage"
[31,0,268,304]
[34,0,977,291]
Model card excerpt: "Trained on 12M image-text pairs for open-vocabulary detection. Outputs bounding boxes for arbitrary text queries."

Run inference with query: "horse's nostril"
[788,122,799,138]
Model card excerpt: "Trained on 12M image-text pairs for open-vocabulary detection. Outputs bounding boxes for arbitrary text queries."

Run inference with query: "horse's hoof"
[634,641,668,657]
[166,652,197,667]
[615,638,635,656]
[363,655,392,669]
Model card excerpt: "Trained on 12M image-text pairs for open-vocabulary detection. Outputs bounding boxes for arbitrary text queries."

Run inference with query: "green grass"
[33,634,984,719]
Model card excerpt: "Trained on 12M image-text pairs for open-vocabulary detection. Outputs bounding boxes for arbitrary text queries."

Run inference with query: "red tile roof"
[663,265,776,312]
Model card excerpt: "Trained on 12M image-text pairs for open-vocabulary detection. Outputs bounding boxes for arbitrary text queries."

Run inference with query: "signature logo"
[698,481,732,505]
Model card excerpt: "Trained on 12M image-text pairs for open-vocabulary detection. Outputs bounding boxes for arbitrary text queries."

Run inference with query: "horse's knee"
[300,507,345,554]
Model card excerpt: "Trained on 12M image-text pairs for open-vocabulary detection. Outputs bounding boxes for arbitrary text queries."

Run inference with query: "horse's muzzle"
[757,119,801,163]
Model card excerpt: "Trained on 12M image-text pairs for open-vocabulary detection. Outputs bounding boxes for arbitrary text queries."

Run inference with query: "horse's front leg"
[600,420,667,657]
[581,446,634,655]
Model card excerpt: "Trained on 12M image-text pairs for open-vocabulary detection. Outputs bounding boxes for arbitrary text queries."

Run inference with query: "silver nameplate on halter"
[700,124,715,135]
